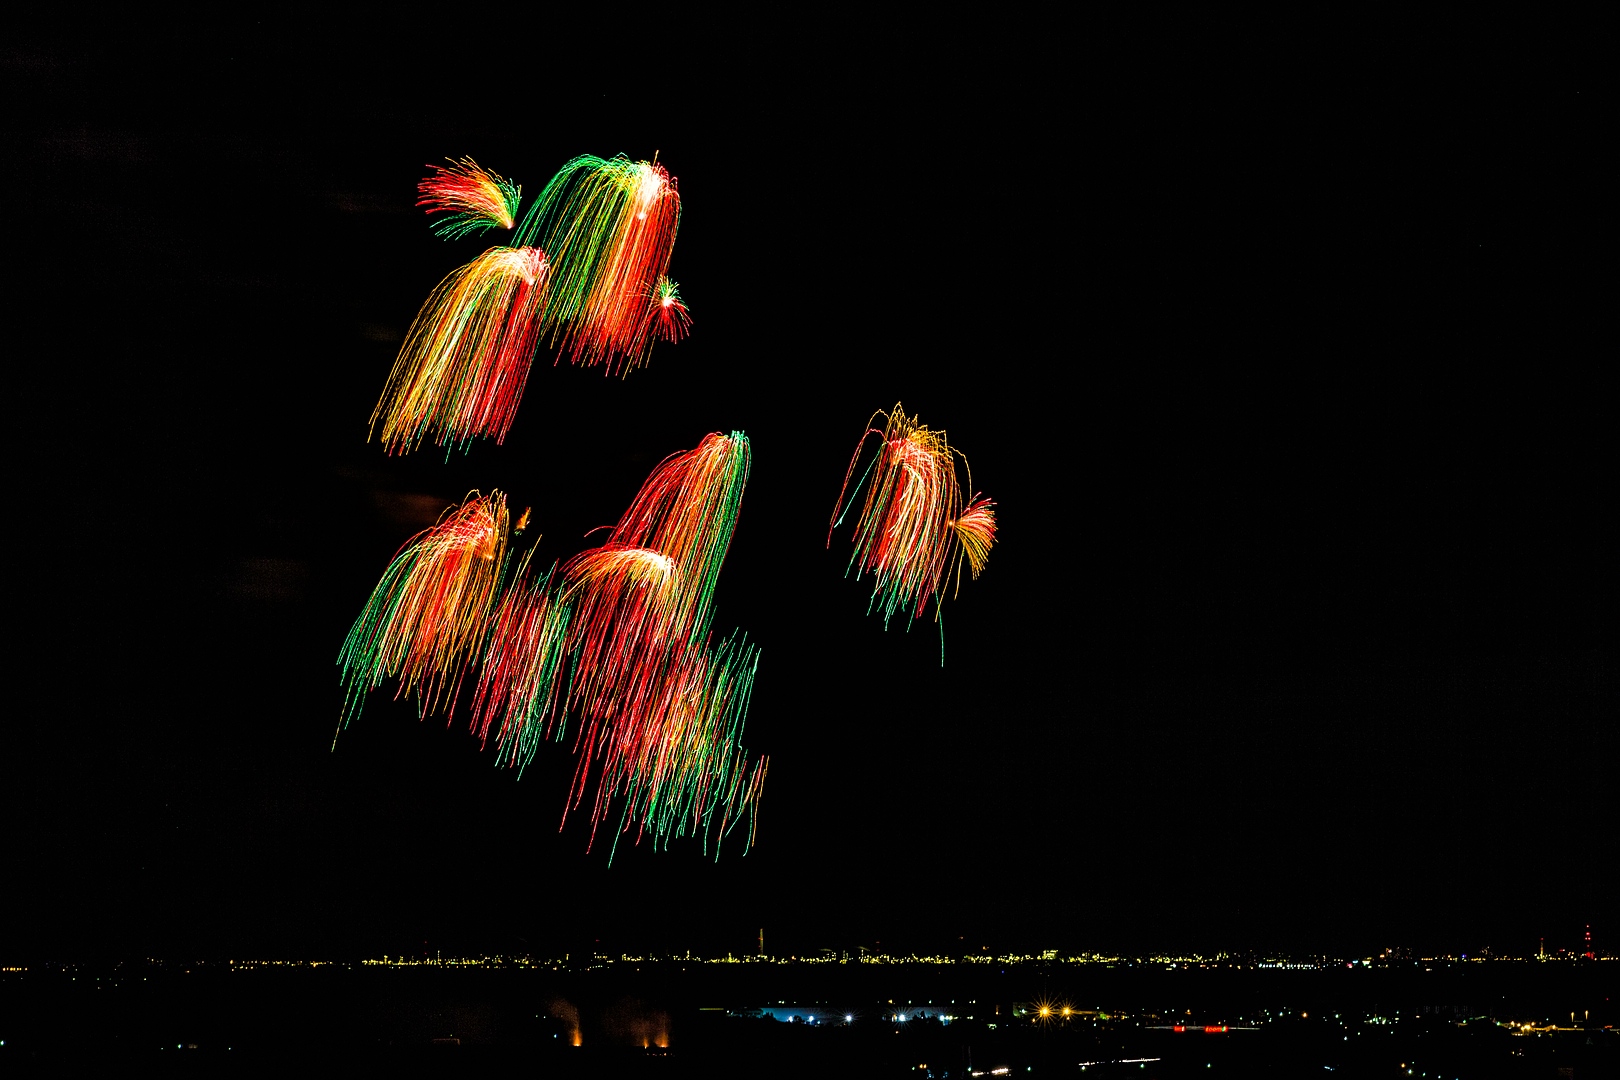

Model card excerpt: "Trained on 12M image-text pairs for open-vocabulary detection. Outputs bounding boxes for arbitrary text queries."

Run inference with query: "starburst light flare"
[337,491,511,735]
[828,405,997,650]
[371,246,550,454]
[417,157,521,240]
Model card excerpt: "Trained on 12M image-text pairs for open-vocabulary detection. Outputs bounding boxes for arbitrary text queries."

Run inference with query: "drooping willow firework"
[337,491,511,736]
[511,154,683,373]
[474,433,762,854]
[372,153,689,454]
[828,404,997,653]
[560,434,752,838]
[582,431,748,656]
[417,158,521,240]
[370,246,550,454]
[340,435,766,858]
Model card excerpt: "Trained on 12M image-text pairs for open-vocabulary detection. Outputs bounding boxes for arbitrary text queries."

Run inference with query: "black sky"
[5,22,1611,961]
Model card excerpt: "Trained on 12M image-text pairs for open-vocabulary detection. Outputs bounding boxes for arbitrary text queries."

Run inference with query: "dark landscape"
[4,951,1615,1075]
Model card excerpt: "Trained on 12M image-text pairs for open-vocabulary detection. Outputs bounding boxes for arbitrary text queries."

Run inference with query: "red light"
[1203,1025,1227,1033]
[1173,1025,1185,1032]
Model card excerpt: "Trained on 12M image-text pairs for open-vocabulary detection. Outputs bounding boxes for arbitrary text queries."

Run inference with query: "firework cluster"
[828,403,998,655]
[372,154,689,454]
[339,150,1007,863]
[339,434,766,859]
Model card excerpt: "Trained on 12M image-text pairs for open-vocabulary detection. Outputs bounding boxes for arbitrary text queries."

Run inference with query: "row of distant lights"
[46,952,1593,970]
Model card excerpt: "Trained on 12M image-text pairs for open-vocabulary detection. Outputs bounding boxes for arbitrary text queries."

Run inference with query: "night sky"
[6,25,1610,962]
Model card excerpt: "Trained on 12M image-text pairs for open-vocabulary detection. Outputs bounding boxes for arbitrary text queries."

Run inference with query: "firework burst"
[594,431,749,649]
[417,157,521,240]
[370,246,550,454]
[337,491,511,736]
[828,405,997,651]
[513,154,683,373]
[651,277,691,344]
[950,497,998,581]
[557,434,757,847]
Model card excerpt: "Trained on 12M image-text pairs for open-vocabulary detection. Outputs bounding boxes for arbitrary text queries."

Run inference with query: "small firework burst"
[828,404,998,656]
[417,157,521,239]
[651,277,691,344]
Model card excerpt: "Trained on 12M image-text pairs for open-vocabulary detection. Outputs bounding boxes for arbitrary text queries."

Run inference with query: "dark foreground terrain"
[2,959,1613,1076]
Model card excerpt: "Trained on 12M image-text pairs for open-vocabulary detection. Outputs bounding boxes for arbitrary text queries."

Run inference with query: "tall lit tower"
[759,927,765,957]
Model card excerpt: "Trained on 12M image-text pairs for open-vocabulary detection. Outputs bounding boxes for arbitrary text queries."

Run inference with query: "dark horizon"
[5,24,1610,967]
